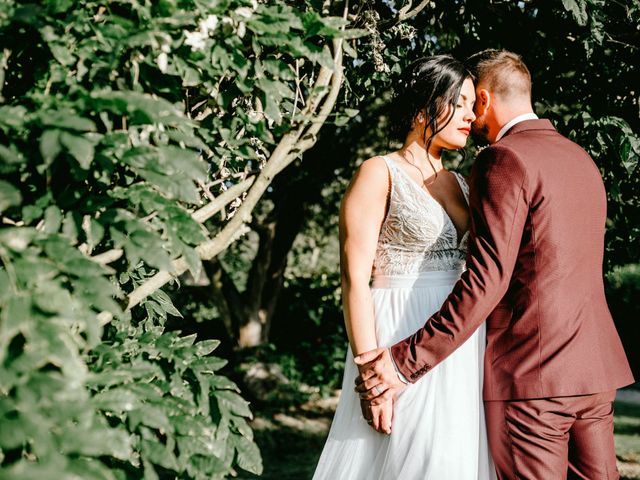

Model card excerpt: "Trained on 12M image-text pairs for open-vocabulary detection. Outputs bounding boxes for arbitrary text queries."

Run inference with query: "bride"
[313,55,495,479]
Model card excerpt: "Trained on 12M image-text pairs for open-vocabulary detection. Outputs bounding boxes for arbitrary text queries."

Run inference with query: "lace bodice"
[373,155,470,276]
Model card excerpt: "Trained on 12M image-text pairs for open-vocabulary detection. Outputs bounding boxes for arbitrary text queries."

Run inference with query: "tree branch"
[379,0,430,29]
[124,35,345,312]
[191,177,255,223]
[90,177,255,265]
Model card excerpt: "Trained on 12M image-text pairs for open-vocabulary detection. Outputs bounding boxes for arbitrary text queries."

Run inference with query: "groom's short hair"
[466,49,532,101]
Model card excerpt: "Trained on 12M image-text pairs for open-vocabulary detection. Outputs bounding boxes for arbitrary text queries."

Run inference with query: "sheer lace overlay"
[373,155,470,276]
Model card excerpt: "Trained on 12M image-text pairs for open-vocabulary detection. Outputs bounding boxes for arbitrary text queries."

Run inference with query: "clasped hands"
[353,347,407,435]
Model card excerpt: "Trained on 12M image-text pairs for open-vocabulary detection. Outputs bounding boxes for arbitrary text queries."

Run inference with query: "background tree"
[0,0,360,477]
[198,0,639,365]
[0,0,638,478]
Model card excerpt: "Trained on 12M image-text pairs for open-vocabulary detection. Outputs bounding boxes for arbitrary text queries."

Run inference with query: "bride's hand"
[360,398,393,435]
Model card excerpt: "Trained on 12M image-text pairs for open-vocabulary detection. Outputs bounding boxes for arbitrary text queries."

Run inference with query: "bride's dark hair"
[388,55,473,151]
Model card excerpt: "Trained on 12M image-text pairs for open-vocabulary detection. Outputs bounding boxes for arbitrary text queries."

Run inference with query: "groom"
[354,49,634,478]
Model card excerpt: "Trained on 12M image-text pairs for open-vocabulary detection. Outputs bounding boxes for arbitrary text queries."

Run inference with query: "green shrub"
[0,0,356,473]
[606,264,640,379]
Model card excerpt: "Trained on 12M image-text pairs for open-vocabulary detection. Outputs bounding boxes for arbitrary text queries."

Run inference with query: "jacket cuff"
[388,348,409,384]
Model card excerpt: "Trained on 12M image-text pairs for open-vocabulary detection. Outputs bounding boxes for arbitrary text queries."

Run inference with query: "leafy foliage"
[605,263,640,377]
[0,0,356,477]
[1,0,638,476]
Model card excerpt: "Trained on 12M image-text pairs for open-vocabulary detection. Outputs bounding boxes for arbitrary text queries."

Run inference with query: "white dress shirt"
[495,112,539,142]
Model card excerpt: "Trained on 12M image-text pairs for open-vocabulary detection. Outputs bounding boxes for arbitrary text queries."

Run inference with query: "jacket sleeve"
[389,145,530,382]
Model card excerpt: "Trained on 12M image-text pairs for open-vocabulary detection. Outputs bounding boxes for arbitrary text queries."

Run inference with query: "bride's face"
[432,78,476,150]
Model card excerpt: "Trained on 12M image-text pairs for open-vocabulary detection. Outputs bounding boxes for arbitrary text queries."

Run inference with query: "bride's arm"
[339,157,393,434]
[339,157,388,356]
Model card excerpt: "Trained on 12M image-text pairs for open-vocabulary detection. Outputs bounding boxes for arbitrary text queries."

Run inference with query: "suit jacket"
[390,119,634,401]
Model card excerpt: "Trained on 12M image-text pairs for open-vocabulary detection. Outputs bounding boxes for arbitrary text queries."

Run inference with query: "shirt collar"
[496,113,539,141]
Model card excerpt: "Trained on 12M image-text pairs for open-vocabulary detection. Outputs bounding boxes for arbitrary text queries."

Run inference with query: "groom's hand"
[354,347,406,406]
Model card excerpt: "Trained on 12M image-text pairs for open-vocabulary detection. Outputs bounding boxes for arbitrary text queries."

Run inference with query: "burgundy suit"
[390,119,634,478]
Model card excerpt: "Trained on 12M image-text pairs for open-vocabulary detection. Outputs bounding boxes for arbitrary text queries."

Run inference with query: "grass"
[239,395,640,480]
[616,402,640,461]
[236,396,335,480]
[615,400,640,480]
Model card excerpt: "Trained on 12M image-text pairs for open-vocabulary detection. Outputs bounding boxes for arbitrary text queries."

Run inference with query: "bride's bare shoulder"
[342,155,391,202]
[353,155,391,183]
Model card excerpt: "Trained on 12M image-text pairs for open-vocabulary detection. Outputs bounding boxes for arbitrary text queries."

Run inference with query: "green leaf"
[12,258,57,288]
[59,426,133,461]
[130,404,173,433]
[132,236,173,272]
[172,333,197,349]
[40,26,76,65]
[562,0,588,26]
[93,387,140,413]
[231,434,263,475]
[172,57,202,87]
[60,131,94,169]
[62,211,79,243]
[158,145,208,181]
[67,458,117,480]
[121,146,204,203]
[0,416,30,450]
[181,244,202,279]
[191,355,228,372]
[209,376,240,392]
[33,282,75,315]
[0,296,31,361]
[0,180,21,213]
[85,219,105,250]
[170,414,206,437]
[230,415,253,440]
[48,0,74,14]
[257,77,295,124]
[150,289,182,317]
[138,169,201,204]
[43,236,108,277]
[0,144,25,165]
[195,339,220,357]
[40,110,96,132]
[87,362,163,389]
[187,454,229,476]
[22,205,43,223]
[143,459,160,480]
[92,90,188,126]
[0,458,69,479]
[24,321,88,378]
[141,439,179,471]
[215,390,253,418]
[164,206,206,245]
[0,270,11,303]
[0,227,36,252]
[43,205,62,233]
[166,128,209,151]
[0,106,27,130]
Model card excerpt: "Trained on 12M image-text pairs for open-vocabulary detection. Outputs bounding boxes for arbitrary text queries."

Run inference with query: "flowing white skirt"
[313,270,495,480]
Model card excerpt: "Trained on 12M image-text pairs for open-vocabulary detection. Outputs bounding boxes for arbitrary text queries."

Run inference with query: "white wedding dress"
[313,156,495,479]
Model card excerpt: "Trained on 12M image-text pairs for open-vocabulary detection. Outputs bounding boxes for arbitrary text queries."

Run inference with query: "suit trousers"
[485,390,618,479]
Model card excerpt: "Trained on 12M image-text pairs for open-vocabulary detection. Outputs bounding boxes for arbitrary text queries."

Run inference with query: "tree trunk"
[203,191,306,349]
[203,114,380,348]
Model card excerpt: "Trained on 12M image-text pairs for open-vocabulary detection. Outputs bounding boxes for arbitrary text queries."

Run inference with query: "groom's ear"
[476,88,490,115]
